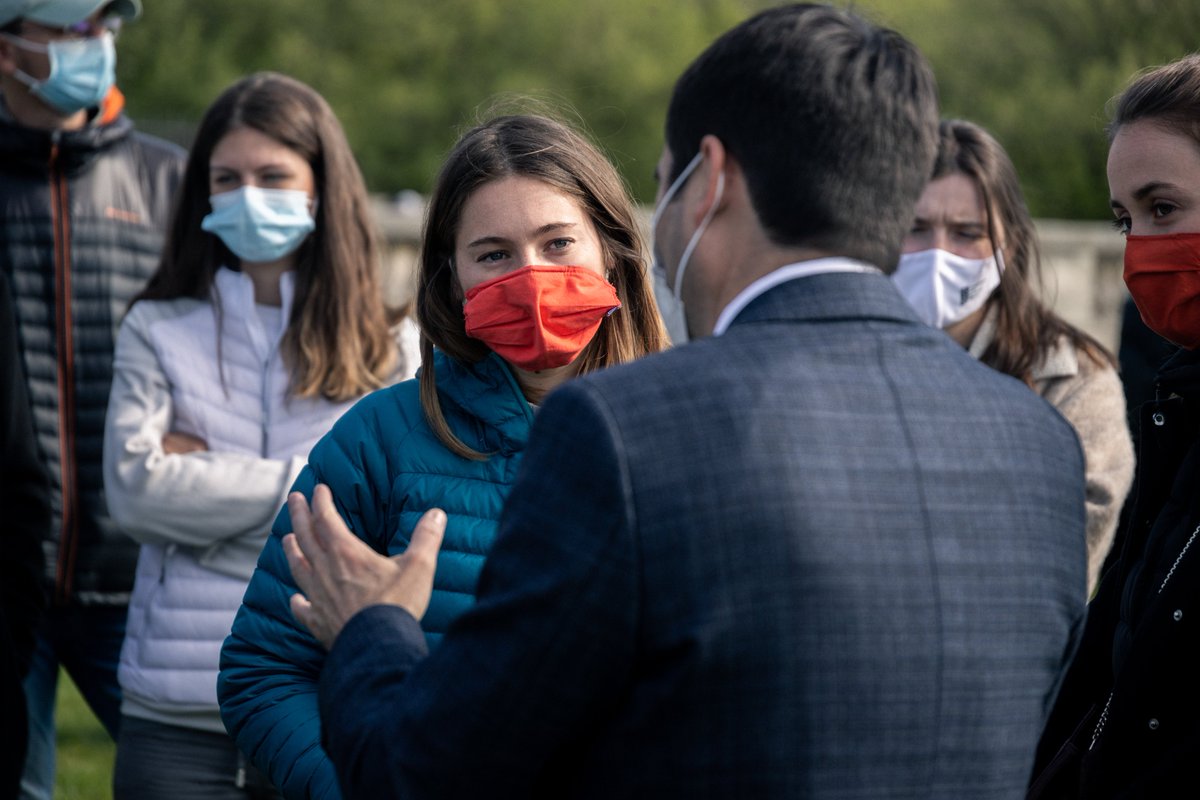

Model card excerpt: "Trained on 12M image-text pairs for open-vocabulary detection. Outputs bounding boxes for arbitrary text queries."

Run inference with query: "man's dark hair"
[665,3,939,271]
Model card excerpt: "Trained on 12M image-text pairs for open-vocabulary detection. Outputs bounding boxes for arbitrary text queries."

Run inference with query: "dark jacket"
[0,276,49,796]
[1032,346,1200,798]
[318,272,1087,799]
[0,91,185,606]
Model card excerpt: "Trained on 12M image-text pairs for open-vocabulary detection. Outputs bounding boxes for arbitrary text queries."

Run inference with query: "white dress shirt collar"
[712,257,881,336]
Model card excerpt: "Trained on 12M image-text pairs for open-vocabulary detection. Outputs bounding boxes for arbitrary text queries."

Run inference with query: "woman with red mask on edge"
[1029,53,1200,799]
[217,113,670,800]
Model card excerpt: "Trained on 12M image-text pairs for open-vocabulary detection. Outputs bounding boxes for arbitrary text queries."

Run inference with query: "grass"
[54,670,114,800]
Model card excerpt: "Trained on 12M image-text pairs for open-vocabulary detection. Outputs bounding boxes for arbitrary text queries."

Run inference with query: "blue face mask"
[5,31,116,115]
[201,186,316,264]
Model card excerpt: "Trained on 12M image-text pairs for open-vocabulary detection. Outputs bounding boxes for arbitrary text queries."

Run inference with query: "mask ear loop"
[672,167,725,300]
[650,152,703,234]
[0,32,49,53]
[1,34,50,90]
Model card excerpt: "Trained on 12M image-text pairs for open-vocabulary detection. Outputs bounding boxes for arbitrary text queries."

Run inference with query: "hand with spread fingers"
[283,483,446,650]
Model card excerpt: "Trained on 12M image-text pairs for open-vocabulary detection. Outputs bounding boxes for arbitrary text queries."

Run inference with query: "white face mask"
[892,247,1004,329]
[649,151,725,341]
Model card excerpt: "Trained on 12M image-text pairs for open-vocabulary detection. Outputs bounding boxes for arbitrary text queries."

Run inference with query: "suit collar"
[713,257,879,335]
[726,269,924,330]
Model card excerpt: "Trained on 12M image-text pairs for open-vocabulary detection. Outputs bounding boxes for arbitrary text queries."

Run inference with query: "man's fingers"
[289,592,328,649]
[287,490,324,557]
[310,484,338,547]
[289,591,312,623]
[282,533,313,590]
[405,508,446,570]
[311,483,364,558]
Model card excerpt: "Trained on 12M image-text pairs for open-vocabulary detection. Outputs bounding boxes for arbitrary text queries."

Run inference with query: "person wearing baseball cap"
[0,0,140,128]
[0,2,185,799]
[0,0,139,27]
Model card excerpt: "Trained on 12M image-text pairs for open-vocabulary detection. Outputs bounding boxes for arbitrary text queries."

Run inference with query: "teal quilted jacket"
[217,350,533,800]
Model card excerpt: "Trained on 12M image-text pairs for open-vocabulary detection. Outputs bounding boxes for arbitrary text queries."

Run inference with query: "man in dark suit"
[283,4,1089,797]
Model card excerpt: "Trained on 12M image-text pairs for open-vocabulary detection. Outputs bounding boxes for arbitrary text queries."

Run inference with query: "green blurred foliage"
[861,0,1200,220]
[116,0,770,202]
[115,0,1200,217]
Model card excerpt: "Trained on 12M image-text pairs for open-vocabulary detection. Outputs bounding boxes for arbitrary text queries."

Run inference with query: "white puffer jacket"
[103,267,414,732]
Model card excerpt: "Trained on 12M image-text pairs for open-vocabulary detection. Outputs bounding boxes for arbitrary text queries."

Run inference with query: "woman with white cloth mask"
[893,118,1133,596]
[102,72,416,799]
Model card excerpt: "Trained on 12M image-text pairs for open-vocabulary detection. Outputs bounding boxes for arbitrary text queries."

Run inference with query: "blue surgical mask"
[201,186,316,264]
[4,31,116,115]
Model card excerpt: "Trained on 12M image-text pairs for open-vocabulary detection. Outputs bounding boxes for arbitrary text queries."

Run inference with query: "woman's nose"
[928,227,951,252]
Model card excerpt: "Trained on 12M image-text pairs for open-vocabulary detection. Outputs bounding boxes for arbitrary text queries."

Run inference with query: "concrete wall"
[1036,219,1128,353]
[373,196,422,312]
[373,196,1131,353]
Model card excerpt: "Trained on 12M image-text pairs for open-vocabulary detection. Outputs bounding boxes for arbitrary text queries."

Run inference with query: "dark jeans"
[113,716,280,800]
[20,604,126,800]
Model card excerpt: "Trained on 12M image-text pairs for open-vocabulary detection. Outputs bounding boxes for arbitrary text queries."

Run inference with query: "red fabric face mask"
[1124,233,1200,349]
[462,265,621,371]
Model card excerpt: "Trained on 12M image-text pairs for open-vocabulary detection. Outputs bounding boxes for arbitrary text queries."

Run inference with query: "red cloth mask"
[463,265,621,371]
[1124,233,1200,349]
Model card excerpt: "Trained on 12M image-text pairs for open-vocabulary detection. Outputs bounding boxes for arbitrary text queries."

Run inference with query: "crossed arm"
[103,303,305,555]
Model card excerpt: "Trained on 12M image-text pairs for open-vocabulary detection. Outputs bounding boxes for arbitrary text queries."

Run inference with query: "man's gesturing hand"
[283,483,446,649]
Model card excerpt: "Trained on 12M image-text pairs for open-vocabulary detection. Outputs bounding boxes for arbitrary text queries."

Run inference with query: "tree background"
[115,0,1200,219]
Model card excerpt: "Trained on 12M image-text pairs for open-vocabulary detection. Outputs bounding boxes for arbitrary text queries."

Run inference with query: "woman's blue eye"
[478,251,507,263]
[548,238,572,251]
[1111,217,1131,235]
[1151,202,1176,219]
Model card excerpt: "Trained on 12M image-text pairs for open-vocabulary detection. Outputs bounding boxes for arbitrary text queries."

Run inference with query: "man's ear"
[0,36,19,77]
[690,134,729,227]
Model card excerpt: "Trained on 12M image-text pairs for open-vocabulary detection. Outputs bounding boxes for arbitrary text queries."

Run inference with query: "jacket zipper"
[49,140,80,605]
[261,349,271,457]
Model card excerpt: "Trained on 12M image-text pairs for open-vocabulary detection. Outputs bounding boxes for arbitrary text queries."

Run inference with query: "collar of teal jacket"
[427,348,535,457]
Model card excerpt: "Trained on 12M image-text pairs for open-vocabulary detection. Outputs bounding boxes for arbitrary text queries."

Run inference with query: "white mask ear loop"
[672,166,725,301]
[1,34,49,89]
[650,152,703,234]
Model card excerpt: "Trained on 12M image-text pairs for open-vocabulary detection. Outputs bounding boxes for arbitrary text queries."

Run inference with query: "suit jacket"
[319,271,1089,799]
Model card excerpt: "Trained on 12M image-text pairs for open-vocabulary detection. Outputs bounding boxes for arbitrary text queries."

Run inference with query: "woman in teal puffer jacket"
[217,114,670,800]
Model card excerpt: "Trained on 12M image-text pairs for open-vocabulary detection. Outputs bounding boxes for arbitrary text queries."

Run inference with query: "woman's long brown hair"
[417,114,670,460]
[135,72,396,401]
[934,119,1115,383]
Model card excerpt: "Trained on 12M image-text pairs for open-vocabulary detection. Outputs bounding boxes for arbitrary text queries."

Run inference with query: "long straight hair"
[935,120,1115,382]
[417,114,669,460]
[135,72,396,401]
